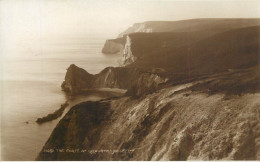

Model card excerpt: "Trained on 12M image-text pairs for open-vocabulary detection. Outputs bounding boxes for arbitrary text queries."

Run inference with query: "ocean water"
[0,37,121,160]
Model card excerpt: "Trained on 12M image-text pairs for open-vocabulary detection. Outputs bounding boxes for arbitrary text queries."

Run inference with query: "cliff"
[39,19,260,160]
[124,26,260,78]
[102,37,126,54]
[122,35,137,65]
[61,65,168,97]
[118,18,260,37]
[37,66,260,160]
[62,24,260,96]
[61,64,94,95]
[103,18,260,55]
[36,102,69,124]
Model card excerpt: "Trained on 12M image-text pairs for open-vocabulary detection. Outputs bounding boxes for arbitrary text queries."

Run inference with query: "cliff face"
[61,64,94,94]
[118,18,260,37]
[103,18,260,55]
[124,26,260,78]
[40,19,260,160]
[37,66,260,160]
[122,36,137,65]
[61,65,168,97]
[102,37,126,54]
[62,25,260,96]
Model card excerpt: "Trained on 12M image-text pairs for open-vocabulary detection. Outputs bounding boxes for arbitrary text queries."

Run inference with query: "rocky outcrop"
[102,37,126,54]
[37,66,260,160]
[61,64,168,97]
[36,102,69,124]
[61,64,94,95]
[126,72,169,97]
[122,36,137,65]
[36,100,114,160]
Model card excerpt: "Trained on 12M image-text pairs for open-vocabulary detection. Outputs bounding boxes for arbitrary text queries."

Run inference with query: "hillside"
[118,18,260,37]
[127,26,260,77]
[62,26,259,97]
[37,19,260,160]
[102,18,260,54]
[37,65,260,160]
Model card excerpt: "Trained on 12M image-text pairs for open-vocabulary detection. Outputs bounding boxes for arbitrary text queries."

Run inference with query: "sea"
[0,36,121,160]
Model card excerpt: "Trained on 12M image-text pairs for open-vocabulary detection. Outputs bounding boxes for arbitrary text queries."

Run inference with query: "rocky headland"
[61,64,168,97]
[102,37,126,54]
[36,102,69,124]
[37,18,260,160]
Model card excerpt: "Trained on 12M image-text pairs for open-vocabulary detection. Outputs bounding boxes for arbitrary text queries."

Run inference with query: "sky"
[0,0,259,58]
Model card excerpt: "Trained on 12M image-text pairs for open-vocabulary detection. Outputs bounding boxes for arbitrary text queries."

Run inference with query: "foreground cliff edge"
[37,19,260,160]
